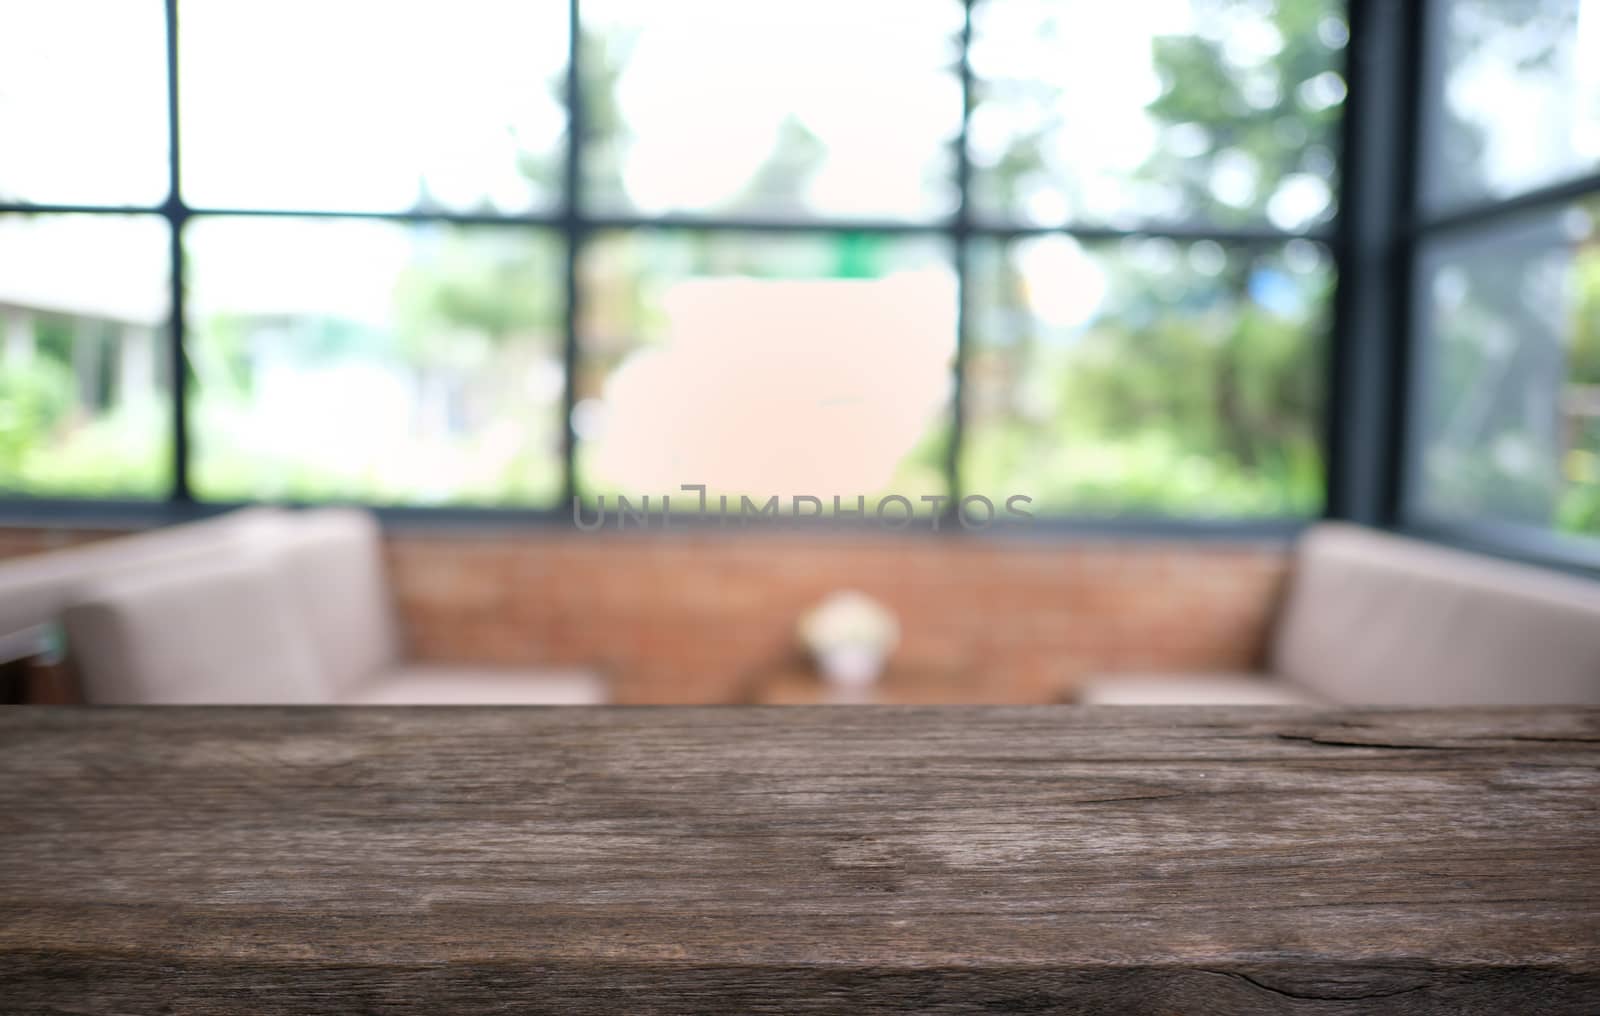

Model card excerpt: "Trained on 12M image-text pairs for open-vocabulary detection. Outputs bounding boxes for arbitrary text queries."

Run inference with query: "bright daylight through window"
[1411,0,1600,547]
[0,0,1348,522]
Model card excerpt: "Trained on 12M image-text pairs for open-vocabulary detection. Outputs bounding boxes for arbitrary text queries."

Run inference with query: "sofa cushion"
[1074,672,1324,706]
[340,664,607,705]
[1271,523,1600,705]
[265,507,403,692]
[61,548,326,705]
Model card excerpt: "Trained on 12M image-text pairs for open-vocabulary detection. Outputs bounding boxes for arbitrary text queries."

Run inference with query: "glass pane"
[179,0,568,213]
[964,235,1330,516]
[969,0,1346,230]
[1424,0,1600,213]
[581,0,962,221]
[0,214,171,498]
[0,1,169,206]
[187,218,564,505]
[578,231,955,515]
[1413,201,1600,539]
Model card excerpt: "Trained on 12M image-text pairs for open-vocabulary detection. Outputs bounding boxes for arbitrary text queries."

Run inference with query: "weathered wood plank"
[0,706,1596,1014]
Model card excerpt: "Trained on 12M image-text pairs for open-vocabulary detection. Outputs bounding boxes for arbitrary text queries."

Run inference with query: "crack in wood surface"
[1,706,1596,1014]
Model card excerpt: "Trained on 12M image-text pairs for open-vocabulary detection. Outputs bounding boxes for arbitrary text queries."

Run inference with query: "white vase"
[817,644,887,690]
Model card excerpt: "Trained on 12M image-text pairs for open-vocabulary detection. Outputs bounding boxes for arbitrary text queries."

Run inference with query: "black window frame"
[1386,0,1600,574]
[13,0,1592,576]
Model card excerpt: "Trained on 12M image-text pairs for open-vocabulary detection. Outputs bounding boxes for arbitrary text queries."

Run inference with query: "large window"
[1410,0,1600,547]
[0,0,1345,520]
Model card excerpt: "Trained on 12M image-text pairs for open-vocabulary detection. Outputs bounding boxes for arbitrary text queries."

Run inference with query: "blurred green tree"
[969,0,1345,516]
[0,356,73,486]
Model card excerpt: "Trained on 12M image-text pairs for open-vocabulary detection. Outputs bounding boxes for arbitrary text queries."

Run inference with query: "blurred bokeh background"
[0,1,1594,530]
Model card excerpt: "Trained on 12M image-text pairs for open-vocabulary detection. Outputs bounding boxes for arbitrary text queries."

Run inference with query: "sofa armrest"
[62,550,327,705]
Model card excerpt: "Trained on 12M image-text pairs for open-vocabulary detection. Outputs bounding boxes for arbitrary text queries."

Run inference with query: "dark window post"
[164,0,190,503]
[1324,0,1426,527]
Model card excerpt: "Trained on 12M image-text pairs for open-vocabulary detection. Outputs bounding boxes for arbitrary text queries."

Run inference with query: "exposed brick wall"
[0,524,1291,704]
[392,531,1290,704]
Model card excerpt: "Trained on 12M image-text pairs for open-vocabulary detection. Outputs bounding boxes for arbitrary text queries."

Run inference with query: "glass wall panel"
[0,214,172,498]
[964,235,1331,516]
[187,217,565,505]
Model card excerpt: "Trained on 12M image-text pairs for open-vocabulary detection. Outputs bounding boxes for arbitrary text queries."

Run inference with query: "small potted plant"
[797,590,900,691]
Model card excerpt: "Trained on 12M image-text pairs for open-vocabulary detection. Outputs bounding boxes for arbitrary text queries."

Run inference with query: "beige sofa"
[260,508,605,705]
[17,507,604,705]
[59,545,328,705]
[0,507,286,638]
[1076,523,1600,706]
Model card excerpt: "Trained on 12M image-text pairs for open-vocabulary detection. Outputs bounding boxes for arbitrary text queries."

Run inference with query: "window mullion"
[164,0,190,504]
[562,0,585,511]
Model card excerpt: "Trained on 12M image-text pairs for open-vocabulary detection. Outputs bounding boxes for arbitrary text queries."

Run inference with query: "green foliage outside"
[962,0,1341,517]
[0,338,169,499]
[6,0,1596,538]
[169,221,566,507]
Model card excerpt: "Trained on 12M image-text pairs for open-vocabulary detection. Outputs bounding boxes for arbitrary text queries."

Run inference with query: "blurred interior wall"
[0,525,1288,703]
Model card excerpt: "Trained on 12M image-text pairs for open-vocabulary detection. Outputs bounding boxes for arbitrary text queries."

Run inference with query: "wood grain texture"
[1,706,1597,1014]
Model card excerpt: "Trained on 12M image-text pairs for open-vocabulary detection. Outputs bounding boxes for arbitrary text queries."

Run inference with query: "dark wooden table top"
[2,706,1597,1014]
